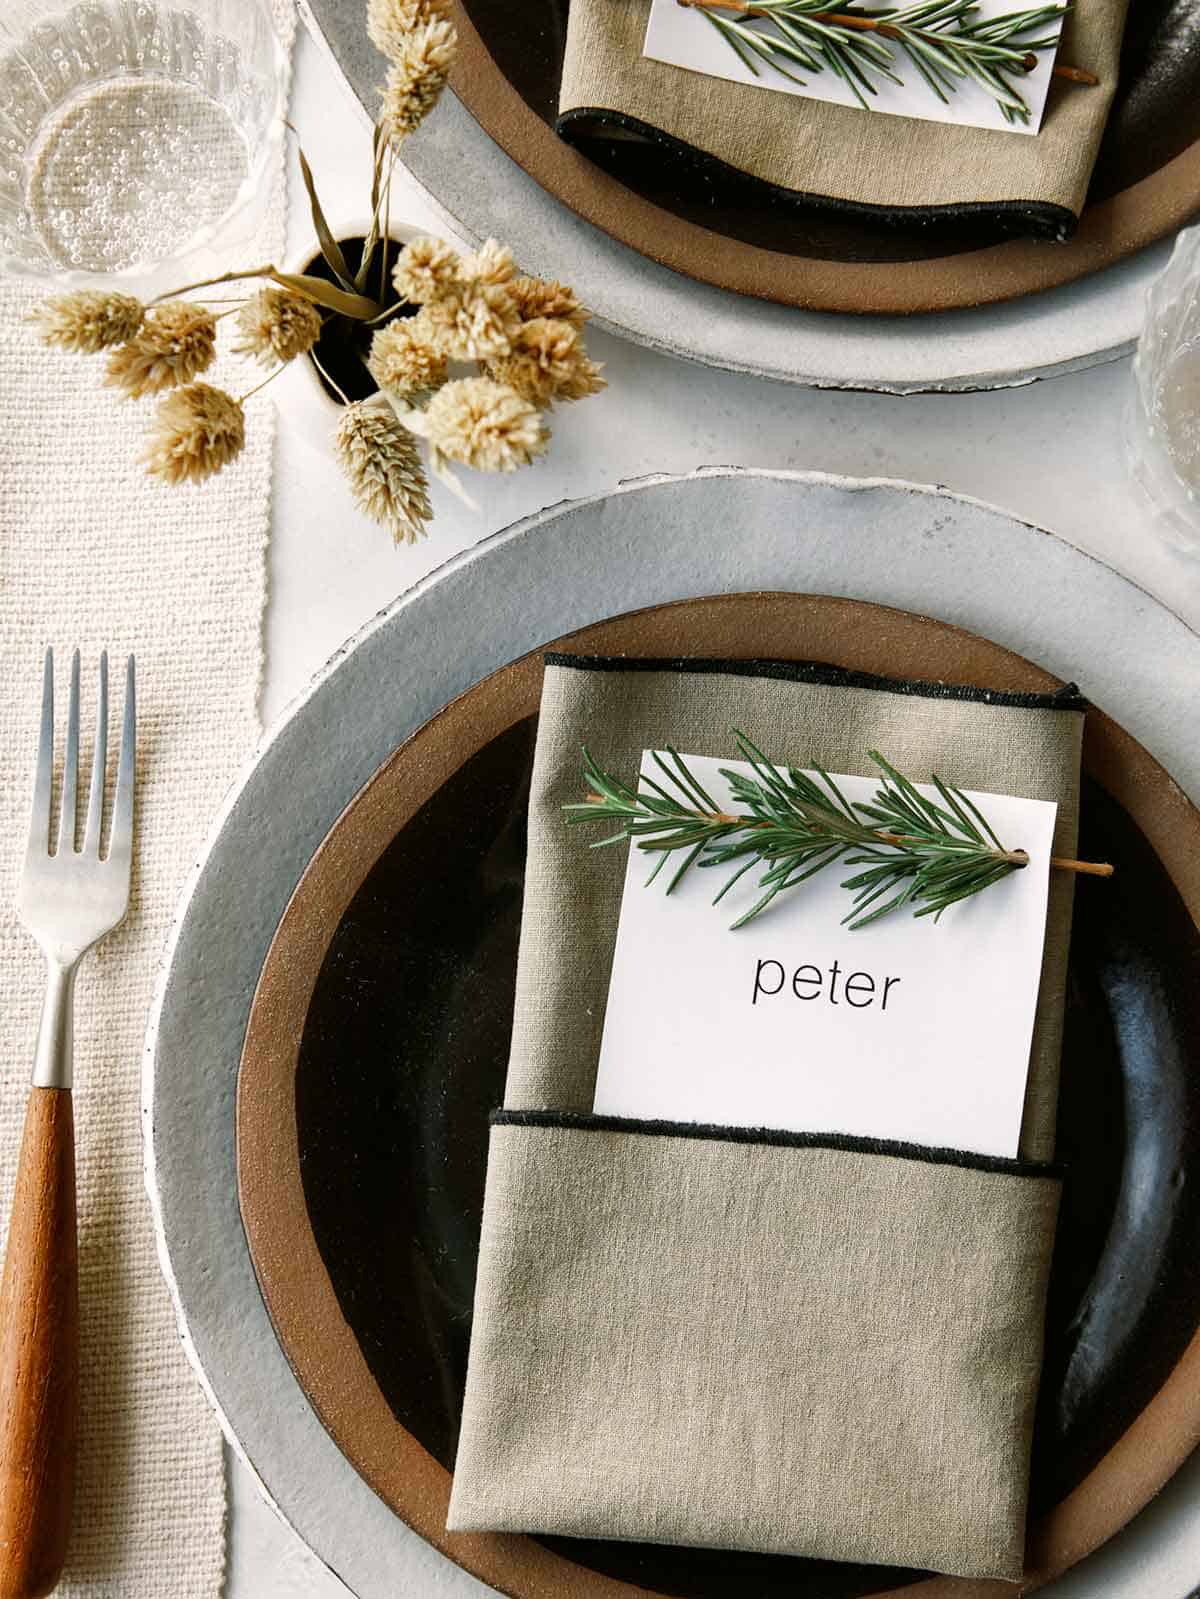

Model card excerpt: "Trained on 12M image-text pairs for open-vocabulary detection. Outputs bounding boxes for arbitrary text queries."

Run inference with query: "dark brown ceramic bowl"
[238,592,1200,1599]
[438,0,1200,314]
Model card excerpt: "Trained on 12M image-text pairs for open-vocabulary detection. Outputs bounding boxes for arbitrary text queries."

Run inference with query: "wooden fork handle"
[0,1089,78,1599]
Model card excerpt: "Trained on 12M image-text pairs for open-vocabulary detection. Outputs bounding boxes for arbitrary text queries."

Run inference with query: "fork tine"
[109,655,136,864]
[84,652,109,855]
[28,647,54,857]
[56,649,81,856]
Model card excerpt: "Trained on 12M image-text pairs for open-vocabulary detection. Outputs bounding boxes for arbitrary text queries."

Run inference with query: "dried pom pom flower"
[461,238,515,290]
[422,377,548,472]
[367,0,452,59]
[335,400,433,545]
[392,236,461,305]
[417,284,520,362]
[379,17,458,145]
[234,287,323,366]
[367,312,448,396]
[390,236,518,359]
[105,301,217,399]
[485,317,606,409]
[509,275,589,328]
[142,383,246,485]
[34,290,144,353]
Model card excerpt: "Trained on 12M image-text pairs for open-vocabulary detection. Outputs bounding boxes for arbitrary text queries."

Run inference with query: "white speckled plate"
[295,0,1181,394]
[146,471,1200,1598]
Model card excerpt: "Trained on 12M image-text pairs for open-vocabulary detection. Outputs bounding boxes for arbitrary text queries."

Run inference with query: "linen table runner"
[0,3,293,1590]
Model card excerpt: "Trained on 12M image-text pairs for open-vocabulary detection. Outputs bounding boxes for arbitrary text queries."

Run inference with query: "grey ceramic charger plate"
[298,0,1186,392]
[146,470,1200,1599]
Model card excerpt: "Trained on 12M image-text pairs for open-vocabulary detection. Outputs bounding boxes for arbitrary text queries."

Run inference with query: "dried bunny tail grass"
[34,290,144,353]
[105,301,217,399]
[485,317,606,409]
[234,287,322,365]
[142,383,245,485]
[379,17,458,143]
[509,275,589,328]
[367,312,448,396]
[422,376,548,472]
[367,0,452,59]
[392,235,461,305]
[335,399,433,545]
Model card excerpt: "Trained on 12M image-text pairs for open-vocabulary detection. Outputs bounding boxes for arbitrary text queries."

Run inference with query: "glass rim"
[0,0,292,288]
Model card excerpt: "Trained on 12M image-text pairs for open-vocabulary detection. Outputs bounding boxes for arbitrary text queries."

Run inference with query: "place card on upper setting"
[593,750,1058,1158]
[642,0,1062,134]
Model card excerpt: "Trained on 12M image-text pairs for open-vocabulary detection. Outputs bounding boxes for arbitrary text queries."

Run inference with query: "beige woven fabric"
[0,6,293,1591]
[508,660,1083,1160]
[449,658,1084,1577]
[559,0,1128,220]
[450,1121,1061,1578]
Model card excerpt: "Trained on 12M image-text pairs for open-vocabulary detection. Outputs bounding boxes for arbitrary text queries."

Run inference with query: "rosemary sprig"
[567,734,1095,930]
[679,0,1082,124]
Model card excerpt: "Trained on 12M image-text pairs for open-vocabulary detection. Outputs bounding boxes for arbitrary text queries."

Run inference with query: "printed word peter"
[752,957,901,1010]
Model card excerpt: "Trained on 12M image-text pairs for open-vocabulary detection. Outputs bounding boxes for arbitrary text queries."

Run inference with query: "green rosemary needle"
[677,0,1087,125]
[567,733,1066,930]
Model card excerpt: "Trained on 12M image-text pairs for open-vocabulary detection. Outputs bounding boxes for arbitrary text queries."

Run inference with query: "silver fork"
[0,648,136,1599]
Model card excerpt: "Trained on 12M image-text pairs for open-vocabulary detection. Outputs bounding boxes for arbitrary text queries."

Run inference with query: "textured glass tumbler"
[1126,223,1200,554]
[0,0,286,291]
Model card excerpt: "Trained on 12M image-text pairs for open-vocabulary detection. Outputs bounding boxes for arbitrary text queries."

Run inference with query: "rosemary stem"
[674,0,1099,85]
[1049,856,1114,878]
[585,792,1111,876]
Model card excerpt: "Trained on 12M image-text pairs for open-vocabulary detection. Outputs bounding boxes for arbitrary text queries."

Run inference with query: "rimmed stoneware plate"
[146,471,1200,1599]
[298,0,1196,390]
[237,589,1200,1599]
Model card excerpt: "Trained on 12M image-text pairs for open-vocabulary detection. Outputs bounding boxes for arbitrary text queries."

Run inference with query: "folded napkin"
[556,0,1129,241]
[448,655,1085,1579]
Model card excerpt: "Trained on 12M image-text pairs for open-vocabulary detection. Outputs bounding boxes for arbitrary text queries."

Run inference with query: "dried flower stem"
[380,150,397,303]
[311,348,352,406]
[154,265,378,320]
[151,265,277,303]
[239,366,286,404]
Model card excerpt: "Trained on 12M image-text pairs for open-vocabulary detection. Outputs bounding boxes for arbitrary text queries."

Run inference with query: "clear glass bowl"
[1126,222,1200,555]
[0,0,287,293]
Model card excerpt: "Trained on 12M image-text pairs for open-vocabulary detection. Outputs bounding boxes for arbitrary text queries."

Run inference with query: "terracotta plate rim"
[237,591,1200,1599]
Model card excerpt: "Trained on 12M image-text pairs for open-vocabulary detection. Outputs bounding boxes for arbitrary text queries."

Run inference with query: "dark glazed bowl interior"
[294,723,1200,1599]
[452,0,1200,263]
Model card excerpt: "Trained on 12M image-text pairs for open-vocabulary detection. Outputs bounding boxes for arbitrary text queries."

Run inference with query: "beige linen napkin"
[0,4,293,1591]
[449,655,1084,1579]
[557,0,1129,238]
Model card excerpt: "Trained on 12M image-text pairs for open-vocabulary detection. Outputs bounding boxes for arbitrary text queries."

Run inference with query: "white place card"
[643,0,1060,136]
[593,751,1058,1159]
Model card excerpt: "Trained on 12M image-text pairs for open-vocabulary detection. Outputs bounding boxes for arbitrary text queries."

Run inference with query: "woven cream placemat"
[0,4,294,1592]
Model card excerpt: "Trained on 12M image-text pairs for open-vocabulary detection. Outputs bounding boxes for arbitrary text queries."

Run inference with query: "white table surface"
[225,21,1200,1597]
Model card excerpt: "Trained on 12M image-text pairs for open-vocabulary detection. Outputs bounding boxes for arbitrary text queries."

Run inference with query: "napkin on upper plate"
[555,0,1129,241]
[447,654,1085,1579]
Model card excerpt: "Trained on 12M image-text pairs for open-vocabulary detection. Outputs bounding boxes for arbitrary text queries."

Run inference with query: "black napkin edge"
[492,1108,1065,1179]
[543,652,1089,713]
[556,107,1079,244]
